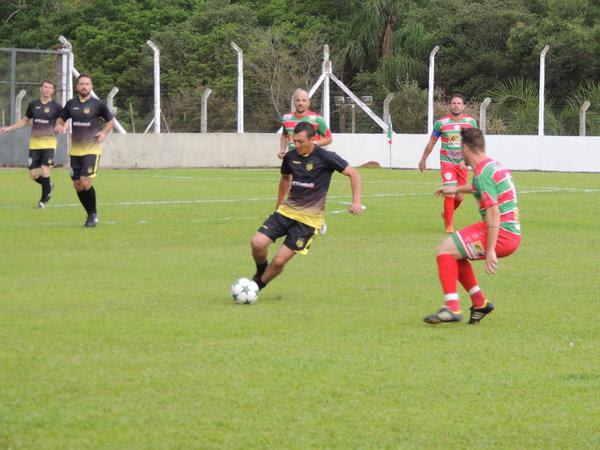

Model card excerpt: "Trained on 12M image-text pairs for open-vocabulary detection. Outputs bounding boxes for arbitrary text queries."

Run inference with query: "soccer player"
[54,74,114,227]
[418,94,478,233]
[423,128,521,325]
[251,121,362,291]
[278,89,332,160]
[0,80,62,208]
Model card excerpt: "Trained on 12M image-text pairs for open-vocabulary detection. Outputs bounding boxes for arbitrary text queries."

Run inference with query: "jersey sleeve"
[60,100,72,120]
[470,117,478,128]
[323,150,349,173]
[431,120,442,140]
[25,102,34,119]
[99,102,114,122]
[315,116,332,139]
[280,153,292,175]
[474,175,498,210]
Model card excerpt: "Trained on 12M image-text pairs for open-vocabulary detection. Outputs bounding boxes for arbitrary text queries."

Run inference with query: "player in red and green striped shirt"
[424,128,521,325]
[278,89,332,159]
[419,94,478,233]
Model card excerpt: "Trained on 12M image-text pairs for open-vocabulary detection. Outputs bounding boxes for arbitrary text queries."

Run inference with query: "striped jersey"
[25,99,62,150]
[472,157,521,235]
[281,111,331,151]
[60,97,113,156]
[277,146,348,228]
[431,114,478,164]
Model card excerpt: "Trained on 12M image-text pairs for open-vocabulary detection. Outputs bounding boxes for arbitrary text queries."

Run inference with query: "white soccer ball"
[231,277,259,304]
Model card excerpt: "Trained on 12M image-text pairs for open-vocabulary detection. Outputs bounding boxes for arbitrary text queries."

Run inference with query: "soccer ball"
[231,277,259,304]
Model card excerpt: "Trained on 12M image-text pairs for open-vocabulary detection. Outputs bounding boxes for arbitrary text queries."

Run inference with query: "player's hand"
[277,149,286,160]
[54,124,63,135]
[435,186,457,197]
[418,159,427,172]
[0,126,9,134]
[485,250,498,275]
[96,131,107,143]
[459,161,468,171]
[349,201,363,215]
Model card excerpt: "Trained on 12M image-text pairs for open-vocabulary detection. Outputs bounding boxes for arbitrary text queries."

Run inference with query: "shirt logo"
[44,107,50,113]
[306,163,313,171]
[83,107,91,114]
[292,160,302,165]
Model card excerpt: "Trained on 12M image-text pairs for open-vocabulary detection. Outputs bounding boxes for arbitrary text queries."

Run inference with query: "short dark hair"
[461,128,485,153]
[40,79,56,88]
[450,93,465,103]
[293,121,316,138]
[77,73,93,83]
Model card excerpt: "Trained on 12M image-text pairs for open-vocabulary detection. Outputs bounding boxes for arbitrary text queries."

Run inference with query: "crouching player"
[424,128,521,324]
[250,121,362,291]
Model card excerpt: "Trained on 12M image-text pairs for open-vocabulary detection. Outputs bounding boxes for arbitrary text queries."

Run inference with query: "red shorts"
[441,161,468,186]
[452,222,521,260]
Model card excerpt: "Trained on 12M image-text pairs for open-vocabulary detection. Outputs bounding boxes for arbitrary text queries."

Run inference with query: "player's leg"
[454,164,469,211]
[28,151,45,207]
[75,155,100,227]
[440,162,458,233]
[251,212,291,286]
[38,150,54,205]
[259,244,296,287]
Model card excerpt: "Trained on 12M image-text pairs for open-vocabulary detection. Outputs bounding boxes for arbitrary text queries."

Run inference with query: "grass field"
[1,166,598,449]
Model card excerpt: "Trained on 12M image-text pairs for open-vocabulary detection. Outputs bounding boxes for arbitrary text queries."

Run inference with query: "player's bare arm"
[96,118,115,143]
[276,174,291,208]
[278,131,289,159]
[435,184,475,197]
[0,117,30,134]
[316,135,332,147]
[484,205,501,275]
[419,139,436,172]
[342,166,362,214]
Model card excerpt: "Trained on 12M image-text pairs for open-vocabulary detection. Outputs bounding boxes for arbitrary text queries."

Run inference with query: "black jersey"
[277,146,348,227]
[25,99,62,150]
[60,96,113,156]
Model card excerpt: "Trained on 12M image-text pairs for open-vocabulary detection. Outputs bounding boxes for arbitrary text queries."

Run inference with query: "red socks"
[442,197,455,231]
[437,255,487,312]
[437,254,460,312]
[457,259,486,307]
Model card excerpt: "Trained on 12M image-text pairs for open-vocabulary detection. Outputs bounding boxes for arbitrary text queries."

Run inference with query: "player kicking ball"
[424,128,521,325]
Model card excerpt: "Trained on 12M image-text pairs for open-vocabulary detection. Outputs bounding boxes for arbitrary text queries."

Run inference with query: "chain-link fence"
[0,48,69,166]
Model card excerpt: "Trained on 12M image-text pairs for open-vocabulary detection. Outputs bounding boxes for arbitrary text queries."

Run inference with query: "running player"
[0,80,62,208]
[252,121,361,291]
[424,128,521,325]
[279,89,332,159]
[54,74,114,227]
[418,94,477,233]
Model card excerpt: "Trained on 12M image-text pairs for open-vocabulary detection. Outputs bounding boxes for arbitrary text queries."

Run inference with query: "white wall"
[95,133,600,172]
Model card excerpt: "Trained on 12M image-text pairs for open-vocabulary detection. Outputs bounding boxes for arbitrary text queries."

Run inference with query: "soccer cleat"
[468,301,495,324]
[423,307,463,324]
[37,201,46,209]
[84,213,98,228]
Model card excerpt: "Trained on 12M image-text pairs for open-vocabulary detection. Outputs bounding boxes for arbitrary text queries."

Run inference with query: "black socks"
[77,187,96,214]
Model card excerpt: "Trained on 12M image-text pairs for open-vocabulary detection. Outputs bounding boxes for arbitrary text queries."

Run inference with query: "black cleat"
[37,201,46,209]
[468,302,495,324]
[423,307,463,324]
[84,213,98,228]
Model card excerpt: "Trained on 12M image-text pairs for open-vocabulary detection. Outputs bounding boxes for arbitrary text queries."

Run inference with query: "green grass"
[1,167,598,449]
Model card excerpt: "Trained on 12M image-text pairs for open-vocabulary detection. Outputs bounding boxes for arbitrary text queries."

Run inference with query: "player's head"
[292,121,315,155]
[39,80,55,98]
[76,74,93,97]
[293,89,310,114]
[461,128,485,165]
[449,94,465,116]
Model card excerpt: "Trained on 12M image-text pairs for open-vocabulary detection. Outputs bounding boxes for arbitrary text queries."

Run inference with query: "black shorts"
[258,212,318,255]
[70,154,100,180]
[29,149,55,170]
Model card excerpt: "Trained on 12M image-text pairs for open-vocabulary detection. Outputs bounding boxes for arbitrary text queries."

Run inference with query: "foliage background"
[0,0,598,134]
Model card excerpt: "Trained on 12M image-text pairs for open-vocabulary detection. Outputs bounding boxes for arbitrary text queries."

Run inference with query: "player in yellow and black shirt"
[55,74,114,227]
[0,80,62,208]
[250,121,363,291]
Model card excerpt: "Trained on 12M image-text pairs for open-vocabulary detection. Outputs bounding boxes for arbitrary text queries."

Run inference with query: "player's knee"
[436,237,454,255]
[251,233,268,251]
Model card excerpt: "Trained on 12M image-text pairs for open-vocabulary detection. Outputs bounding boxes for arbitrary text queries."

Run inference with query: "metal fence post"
[428,45,440,135]
[479,97,491,135]
[201,88,212,133]
[579,100,590,137]
[146,40,161,134]
[15,89,26,120]
[230,41,244,133]
[107,87,119,115]
[538,45,550,136]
